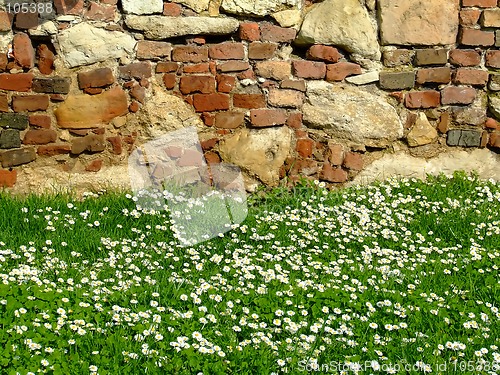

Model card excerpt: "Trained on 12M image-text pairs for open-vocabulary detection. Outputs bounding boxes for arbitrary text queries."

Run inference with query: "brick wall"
[0,0,498,190]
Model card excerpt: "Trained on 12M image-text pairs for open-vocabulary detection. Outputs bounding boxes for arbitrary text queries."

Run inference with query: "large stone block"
[221,0,301,17]
[121,0,163,14]
[379,0,460,46]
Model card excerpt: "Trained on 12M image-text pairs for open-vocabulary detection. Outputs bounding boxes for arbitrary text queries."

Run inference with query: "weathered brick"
[449,49,481,67]
[326,62,361,82]
[179,75,216,94]
[233,93,266,109]
[441,87,476,105]
[0,73,34,92]
[250,109,287,127]
[172,46,209,63]
[37,144,71,156]
[327,143,344,165]
[414,49,448,66]
[460,9,481,27]
[296,138,314,158]
[54,0,85,15]
[0,113,28,130]
[0,129,20,149]
[217,61,251,72]
[37,44,55,75]
[0,54,7,72]
[239,22,260,41]
[182,63,210,73]
[215,112,245,129]
[209,42,245,60]
[460,28,495,46]
[342,152,363,171]
[13,32,35,69]
[163,2,182,16]
[71,134,106,154]
[486,50,500,68]
[23,129,57,145]
[292,60,326,79]
[383,49,414,67]
[454,68,489,86]
[163,74,176,89]
[29,114,51,128]
[416,67,452,84]
[204,151,220,165]
[489,131,500,148]
[437,112,450,133]
[193,93,230,112]
[260,23,296,43]
[306,45,341,63]
[86,2,116,21]
[286,112,302,128]
[12,95,50,112]
[156,62,179,73]
[255,61,291,81]
[0,169,16,187]
[119,62,152,80]
[379,71,415,90]
[320,164,348,183]
[404,91,441,109]
[137,41,171,60]
[0,94,8,112]
[216,75,236,93]
[248,42,277,60]
[0,147,36,167]
[177,149,204,167]
[482,8,500,27]
[129,84,146,104]
[105,136,122,155]
[268,88,304,108]
[15,12,38,29]
[485,117,499,130]
[0,12,12,32]
[32,77,71,94]
[281,79,306,92]
[462,0,497,7]
[85,159,103,172]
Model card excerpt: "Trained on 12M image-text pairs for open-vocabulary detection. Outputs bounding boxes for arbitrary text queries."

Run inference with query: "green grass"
[0,171,499,374]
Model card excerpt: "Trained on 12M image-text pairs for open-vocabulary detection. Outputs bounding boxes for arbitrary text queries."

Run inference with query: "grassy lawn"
[0,172,499,374]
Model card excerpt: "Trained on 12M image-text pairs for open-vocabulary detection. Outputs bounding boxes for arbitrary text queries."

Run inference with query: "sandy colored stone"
[407,112,438,147]
[172,0,210,13]
[221,0,301,17]
[379,0,460,45]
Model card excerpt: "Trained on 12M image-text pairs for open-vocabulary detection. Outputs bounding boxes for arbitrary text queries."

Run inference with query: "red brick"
[78,67,115,89]
[441,87,476,105]
[296,138,314,158]
[209,43,245,60]
[23,129,57,145]
[36,44,55,75]
[486,50,500,68]
[29,115,51,128]
[15,12,38,29]
[0,54,7,72]
[260,23,296,43]
[13,33,35,69]
[437,112,450,134]
[0,94,8,112]
[205,151,221,164]
[281,80,306,92]
[449,49,481,66]
[248,42,277,60]
[327,143,344,165]
[201,112,215,126]
[489,131,500,148]
[233,93,266,109]
[459,9,481,26]
[416,67,452,84]
[119,62,152,80]
[217,75,236,93]
[0,12,12,32]
[286,112,302,128]
[156,62,178,73]
[162,74,176,90]
[12,95,49,112]
[137,41,171,60]
[200,138,219,151]
[54,0,85,15]
[193,93,230,112]
[462,0,497,6]
[250,109,287,127]
[129,84,145,103]
[84,88,103,95]
[215,112,245,129]
[86,2,116,21]
[404,91,441,109]
[292,60,326,79]
[106,136,122,155]
[460,28,495,46]
[239,22,260,41]
[85,159,103,172]
[326,62,362,82]
[454,68,489,86]
[306,45,341,63]
[179,75,216,94]
[0,169,16,187]
[36,144,70,156]
[183,63,209,73]
[485,117,499,129]
[129,101,140,113]
[217,61,251,73]
[320,164,348,183]
[172,46,209,63]
[342,152,363,171]
[163,2,182,16]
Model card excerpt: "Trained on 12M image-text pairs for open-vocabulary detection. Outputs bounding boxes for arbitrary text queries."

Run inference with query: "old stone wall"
[0,0,499,193]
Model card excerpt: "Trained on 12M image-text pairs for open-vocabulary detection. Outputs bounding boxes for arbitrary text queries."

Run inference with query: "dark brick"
[416,67,452,84]
[0,147,36,167]
[414,49,448,66]
[0,129,20,149]
[446,129,482,147]
[32,78,71,94]
[0,113,28,130]
[379,71,415,90]
[260,23,296,43]
[78,67,115,89]
[119,62,152,80]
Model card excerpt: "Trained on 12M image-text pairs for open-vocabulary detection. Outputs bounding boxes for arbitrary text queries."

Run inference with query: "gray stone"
[379,71,415,90]
[447,129,482,147]
[488,94,500,121]
[57,23,136,68]
[303,81,403,147]
[414,49,449,66]
[379,0,460,46]
[125,16,240,40]
[0,129,20,149]
[296,0,380,60]
[0,114,29,130]
[218,126,291,186]
[121,0,163,14]
[1,147,36,168]
[221,0,301,17]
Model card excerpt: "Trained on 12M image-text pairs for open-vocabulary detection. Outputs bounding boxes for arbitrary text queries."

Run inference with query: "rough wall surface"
[0,0,498,193]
